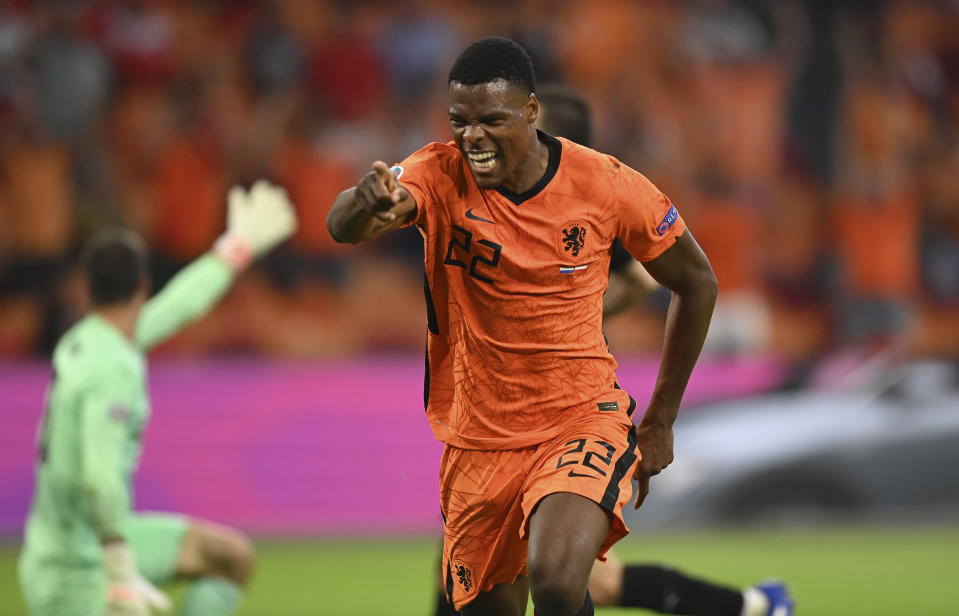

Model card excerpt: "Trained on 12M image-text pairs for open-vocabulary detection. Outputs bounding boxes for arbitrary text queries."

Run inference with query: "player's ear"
[526,93,539,124]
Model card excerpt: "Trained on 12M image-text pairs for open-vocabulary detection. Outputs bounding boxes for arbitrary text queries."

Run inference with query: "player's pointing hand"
[356,161,410,222]
[632,422,674,509]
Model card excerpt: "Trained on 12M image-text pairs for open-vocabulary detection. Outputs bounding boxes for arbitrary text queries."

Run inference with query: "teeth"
[467,151,496,170]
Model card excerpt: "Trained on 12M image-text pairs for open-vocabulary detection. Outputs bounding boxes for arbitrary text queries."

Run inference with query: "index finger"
[371,161,398,190]
[634,475,650,509]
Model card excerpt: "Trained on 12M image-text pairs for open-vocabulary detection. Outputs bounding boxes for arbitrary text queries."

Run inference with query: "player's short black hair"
[536,84,592,147]
[448,36,536,94]
[83,229,149,306]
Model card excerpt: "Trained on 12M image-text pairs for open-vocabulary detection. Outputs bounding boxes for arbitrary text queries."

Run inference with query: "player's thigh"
[522,414,637,559]
[128,512,189,585]
[526,492,610,591]
[522,416,637,589]
[18,557,104,616]
[441,445,529,612]
[174,517,254,585]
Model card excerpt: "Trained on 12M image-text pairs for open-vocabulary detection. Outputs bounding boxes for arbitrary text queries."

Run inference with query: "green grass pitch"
[2,524,957,615]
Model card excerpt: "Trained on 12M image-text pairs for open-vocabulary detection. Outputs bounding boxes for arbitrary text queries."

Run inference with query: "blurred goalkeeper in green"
[18,181,297,616]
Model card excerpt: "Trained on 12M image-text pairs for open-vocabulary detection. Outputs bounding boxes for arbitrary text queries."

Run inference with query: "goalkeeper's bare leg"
[174,519,254,586]
[130,514,253,615]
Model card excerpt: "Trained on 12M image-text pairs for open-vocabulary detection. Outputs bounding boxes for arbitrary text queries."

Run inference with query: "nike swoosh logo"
[465,209,494,224]
[568,470,598,479]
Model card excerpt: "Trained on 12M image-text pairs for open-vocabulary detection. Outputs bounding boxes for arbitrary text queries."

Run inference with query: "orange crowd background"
[0,0,957,363]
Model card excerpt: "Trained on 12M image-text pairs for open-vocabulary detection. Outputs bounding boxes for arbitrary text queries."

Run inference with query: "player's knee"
[224,531,255,586]
[203,528,255,586]
[530,581,586,616]
[528,559,587,615]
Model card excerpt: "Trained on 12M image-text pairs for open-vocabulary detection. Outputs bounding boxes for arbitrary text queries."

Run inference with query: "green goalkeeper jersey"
[22,254,234,567]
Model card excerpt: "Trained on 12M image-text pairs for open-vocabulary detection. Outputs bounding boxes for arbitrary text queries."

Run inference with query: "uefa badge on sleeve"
[656,204,679,236]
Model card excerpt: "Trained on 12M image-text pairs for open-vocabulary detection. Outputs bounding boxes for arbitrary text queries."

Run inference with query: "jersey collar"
[495,130,562,206]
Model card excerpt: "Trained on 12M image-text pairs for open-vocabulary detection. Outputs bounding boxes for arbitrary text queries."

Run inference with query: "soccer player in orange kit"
[328,37,717,616]
[427,84,794,616]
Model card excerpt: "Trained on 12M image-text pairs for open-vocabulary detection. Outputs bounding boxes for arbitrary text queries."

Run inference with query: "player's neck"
[499,133,549,194]
[95,304,139,344]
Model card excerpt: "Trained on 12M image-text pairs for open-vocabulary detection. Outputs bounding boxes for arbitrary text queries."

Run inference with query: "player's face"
[448,79,539,190]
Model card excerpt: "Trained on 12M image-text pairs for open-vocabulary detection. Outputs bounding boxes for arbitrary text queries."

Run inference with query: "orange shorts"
[440,411,638,610]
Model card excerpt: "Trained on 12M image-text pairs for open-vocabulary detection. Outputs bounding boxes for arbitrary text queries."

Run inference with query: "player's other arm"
[633,230,717,507]
[79,388,132,541]
[80,387,171,614]
[136,181,297,351]
[604,238,659,317]
[327,161,417,244]
[604,260,658,317]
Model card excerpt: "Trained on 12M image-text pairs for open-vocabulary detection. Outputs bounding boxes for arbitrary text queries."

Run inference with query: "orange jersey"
[397,132,685,449]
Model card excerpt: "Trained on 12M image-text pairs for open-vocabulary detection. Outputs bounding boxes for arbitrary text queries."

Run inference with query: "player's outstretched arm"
[632,230,717,508]
[327,161,417,244]
[135,180,297,351]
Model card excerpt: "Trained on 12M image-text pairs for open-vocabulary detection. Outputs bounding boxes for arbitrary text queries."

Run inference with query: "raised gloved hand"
[214,180,298,270]
[103,541,171,616]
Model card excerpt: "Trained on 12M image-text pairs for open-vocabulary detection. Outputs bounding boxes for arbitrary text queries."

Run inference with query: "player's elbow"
[695,267,719,312]
[81,472,106,501]
[701,266,718,303]
[327,189,361,244]
[81,478,123,529]
[674,263,718,309]
[326,210,354,244]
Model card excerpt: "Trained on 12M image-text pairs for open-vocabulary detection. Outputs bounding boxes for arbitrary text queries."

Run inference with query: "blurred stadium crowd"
[0,0,957,361]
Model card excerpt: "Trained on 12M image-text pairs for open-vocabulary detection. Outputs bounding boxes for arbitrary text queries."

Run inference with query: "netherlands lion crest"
[561,221,587,258]
[452,560,473,592]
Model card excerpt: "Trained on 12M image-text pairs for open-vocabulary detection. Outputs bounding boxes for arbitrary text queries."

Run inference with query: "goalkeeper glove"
[214,180,298,270]
[103,541,171,616]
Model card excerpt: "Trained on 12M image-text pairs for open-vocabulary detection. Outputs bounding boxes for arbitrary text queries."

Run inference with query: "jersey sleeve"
[79,384,133,539]
[392,143,456,231]
[613,162,686,263]
[135,254,234,352]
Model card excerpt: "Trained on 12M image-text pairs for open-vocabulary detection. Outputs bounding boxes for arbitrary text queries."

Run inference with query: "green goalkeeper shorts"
[128,512,189,584]
[18,513,188,615]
